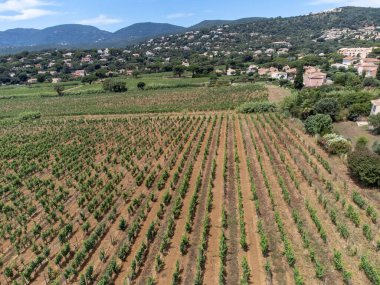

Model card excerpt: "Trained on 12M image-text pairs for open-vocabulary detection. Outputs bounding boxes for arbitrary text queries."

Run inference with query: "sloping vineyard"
[0,113,379,285]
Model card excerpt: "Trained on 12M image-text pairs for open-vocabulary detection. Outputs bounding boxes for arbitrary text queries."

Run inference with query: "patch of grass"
[0,83,267,118]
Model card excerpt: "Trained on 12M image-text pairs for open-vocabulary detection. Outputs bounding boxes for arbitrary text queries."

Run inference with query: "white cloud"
[167,12,194,19]
[77,15,122,26]
[0,0,56,21]
[310,0,380,6]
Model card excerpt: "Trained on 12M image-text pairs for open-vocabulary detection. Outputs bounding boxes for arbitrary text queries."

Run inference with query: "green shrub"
[347,103,371,121]
[304,114,332,135]
[238,102,277,113]
[19,111,42,121]
[372,141,380,155]
[369,113,380,134]
[314,98,340,120]
[318,133,352,155]
[348,148,380,187]
[103,79,127,93]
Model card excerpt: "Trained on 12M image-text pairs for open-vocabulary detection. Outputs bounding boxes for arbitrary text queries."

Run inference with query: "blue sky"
[0,0,379,31]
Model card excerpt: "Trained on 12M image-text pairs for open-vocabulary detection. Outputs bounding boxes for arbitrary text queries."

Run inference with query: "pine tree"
[294,66,304,90]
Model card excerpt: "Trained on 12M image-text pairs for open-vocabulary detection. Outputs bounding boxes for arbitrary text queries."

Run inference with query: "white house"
[371,99,380,115]
[226,68,237,76]
[342,57,356,66]
[271,72,288,80]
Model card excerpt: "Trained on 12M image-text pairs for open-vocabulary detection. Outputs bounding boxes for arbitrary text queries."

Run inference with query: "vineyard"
[1,113,380,285]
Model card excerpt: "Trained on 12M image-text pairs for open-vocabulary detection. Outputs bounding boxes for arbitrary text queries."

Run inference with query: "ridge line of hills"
[0,6,379,54]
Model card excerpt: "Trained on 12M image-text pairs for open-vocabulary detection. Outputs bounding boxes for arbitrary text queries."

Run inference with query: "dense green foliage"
[369,113,380,134]
[304,114,333,135]
[103,79,128,93]
[314,98,340,120]
[348,147,380,186]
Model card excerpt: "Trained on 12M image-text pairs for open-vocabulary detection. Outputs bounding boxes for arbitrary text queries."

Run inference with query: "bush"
[238,101,277,113]
[19,111,42,121]
[103,79,127,93]
[314,98,340,120]
[318,133,352,155]
[369,113,380,134]
[348,148,380,187]
[347,103,371,121]
[304,114,332,135]
[356,136,369,150]
[137,82,146,90]
[362,77,380,88]
[372,141,380,155]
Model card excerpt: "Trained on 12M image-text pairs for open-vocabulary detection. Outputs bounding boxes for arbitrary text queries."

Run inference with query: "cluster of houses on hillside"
[319,26,380,41]
[223,46,378,88]
[335,47,379,77]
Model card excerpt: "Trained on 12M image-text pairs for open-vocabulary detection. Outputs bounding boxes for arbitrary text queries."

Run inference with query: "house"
[338,47,374,58]
[283,65,297,75]
[342,57,357,66]
[81,55,92,63]
[27,78,38,84]
[247,65,258,73]
[226,68,237,76]
[52,78,62,84]
[361,58,380,64]
[145,51,155,57]
[271,72,288,80]
[370,99,380,115]
[357,62,379,77]
[258,67,278,76]
[72,70,86,78]
[303,67,327,88]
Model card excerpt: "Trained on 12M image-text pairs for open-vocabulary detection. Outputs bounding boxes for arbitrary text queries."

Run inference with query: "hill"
[188,17,266,30]
[113,22,186,42]
[0,6,379,54]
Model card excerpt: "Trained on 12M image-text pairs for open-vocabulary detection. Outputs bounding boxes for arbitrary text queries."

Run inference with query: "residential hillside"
[0,6,378,54]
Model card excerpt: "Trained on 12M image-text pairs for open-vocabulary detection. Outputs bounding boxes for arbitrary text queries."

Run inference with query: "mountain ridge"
[0,6,378,54]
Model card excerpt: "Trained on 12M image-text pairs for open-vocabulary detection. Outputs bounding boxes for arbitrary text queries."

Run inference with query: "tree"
[81,74,97,85]
[18,72,28,83]
[348,148,380,186]
[377,66,380,81]
[103,79,127,93]
[314,98,340,120]
[369,113,380,134]
[95,68,107,79]
[137,82,146,90]
[362,77,380,88]
[294,65,304,90]
[304,114,333,135]
[173,65,186,78]
[54,84,64,96]
[132,70,140,78]
[37,74,46,83]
